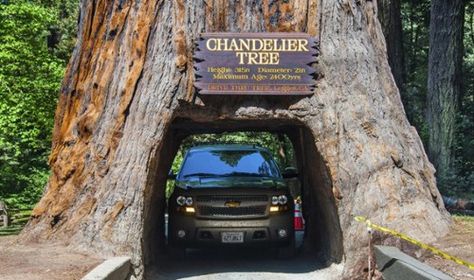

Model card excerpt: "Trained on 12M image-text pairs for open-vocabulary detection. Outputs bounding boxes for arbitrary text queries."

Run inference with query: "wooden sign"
[194,33,319,95]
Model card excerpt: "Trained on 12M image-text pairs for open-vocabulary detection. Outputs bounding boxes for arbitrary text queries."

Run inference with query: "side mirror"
[168,170,176,180]
[282,167,298,179]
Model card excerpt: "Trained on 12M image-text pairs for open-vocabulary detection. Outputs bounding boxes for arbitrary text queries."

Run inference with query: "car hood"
[175,176,286,189]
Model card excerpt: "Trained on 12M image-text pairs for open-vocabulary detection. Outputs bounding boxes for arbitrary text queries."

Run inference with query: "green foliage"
[0,0,78,209]
[438,169,474,200]
[36,0,80,61]
[0,208,33,236]
[400,0,431,138]
[0,225,23,236]
[454,213,474,223]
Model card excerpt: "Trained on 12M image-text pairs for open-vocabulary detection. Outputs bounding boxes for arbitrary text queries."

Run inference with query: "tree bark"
[21,0,450,279]
[427,0,465,179]
[378,0,405,92]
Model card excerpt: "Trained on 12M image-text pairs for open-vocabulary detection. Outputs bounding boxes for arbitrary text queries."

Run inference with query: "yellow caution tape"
[354,216,474,270]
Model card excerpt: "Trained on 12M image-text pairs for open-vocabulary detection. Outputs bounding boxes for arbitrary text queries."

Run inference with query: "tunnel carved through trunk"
[21,0,450,279]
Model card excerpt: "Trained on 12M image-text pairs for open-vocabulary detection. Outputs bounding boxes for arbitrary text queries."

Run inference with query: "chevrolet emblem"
[224,201,241,208]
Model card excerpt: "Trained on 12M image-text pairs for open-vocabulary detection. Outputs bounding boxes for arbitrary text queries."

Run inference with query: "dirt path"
[423,216,474,280]
[150,216,474,280]
[0,216,472,280]
[0,236,102,280]
[148,248,343,280]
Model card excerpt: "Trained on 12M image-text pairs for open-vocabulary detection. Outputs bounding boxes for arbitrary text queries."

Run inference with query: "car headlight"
[278,195,288,205]
[185,197,193,206]
[271,196,279,205]
[176,196,186,206]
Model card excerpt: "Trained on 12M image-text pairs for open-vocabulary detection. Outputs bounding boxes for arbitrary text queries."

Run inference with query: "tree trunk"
[21,0,450,279]
[427,0,464,179]
[378,0,405,92]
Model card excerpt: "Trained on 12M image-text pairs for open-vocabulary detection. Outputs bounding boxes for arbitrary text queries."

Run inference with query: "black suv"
[168,144,296,258]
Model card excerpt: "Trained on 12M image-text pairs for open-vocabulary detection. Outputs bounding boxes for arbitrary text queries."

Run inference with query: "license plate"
[221,232,244,243]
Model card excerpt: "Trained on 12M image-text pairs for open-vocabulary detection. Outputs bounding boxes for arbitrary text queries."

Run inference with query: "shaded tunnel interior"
[142,117,343,273]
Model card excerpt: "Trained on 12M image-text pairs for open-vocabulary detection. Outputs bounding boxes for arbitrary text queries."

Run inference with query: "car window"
[178,150,281,179]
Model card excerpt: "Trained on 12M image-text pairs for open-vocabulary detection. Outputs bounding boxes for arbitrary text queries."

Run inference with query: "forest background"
[0,0,473,211]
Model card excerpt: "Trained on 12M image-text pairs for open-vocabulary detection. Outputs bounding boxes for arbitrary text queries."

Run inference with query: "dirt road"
[0,236,101,280]
[424,216,474,280]
[147,247,343,280]
[0,216,471,279]
[150,216,474,280]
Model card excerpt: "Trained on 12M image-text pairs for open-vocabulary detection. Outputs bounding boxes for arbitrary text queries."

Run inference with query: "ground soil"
[422,216,474,280]
[148,247,344,280]
[0,236,102,280]
[0,216,472,280]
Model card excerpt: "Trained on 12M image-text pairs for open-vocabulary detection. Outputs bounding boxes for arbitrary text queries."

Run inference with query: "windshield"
[178,149,281,179]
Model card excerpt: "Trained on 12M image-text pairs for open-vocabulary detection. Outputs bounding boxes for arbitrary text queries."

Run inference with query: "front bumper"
[168,212,294,248]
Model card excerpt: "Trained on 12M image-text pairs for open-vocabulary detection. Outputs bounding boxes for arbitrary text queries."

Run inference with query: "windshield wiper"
[183,172,268,178]
[182,172,217,178]
[220,172,264,177]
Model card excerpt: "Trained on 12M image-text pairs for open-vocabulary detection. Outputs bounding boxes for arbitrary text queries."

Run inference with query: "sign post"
[194,33,319,96]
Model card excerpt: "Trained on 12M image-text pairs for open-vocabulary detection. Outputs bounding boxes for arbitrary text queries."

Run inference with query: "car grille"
[195,195,269,218]
[196,195,268,203]
[198,205,267,217]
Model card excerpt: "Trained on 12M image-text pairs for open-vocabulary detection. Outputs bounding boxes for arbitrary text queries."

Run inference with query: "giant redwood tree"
[21,0,450,279]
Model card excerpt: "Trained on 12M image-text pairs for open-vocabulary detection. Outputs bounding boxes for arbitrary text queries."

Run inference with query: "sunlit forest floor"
[424,215,474,280]
[0,236,101,280]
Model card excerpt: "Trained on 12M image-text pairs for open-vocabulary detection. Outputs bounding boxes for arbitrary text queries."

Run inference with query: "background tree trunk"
[378,0,405,92]
[21,0,450,279]
[427,0,465,179]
